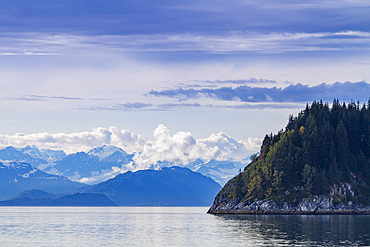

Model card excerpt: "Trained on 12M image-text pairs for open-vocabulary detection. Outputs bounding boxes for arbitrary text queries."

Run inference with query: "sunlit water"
[0,207,369,246]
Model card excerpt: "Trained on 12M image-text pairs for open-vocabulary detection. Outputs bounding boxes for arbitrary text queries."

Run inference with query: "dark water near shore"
[0,207,369,246]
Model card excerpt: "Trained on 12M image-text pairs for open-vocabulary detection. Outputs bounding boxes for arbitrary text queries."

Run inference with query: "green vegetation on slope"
[226,99,370,206]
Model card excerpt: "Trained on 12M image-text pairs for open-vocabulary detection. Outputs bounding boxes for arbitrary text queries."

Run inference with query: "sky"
[0,0,369,162]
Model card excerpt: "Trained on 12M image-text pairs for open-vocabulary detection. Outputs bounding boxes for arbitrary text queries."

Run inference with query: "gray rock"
[208,194,370,214]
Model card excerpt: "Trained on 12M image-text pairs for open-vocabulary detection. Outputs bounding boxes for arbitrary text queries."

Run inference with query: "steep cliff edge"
[209,100,370,214]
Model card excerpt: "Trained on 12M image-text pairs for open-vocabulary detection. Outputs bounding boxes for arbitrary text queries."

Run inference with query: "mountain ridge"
[81,166,222,206]
[0,161,84,200]
[0,145,245,185]
[0,191,116,206]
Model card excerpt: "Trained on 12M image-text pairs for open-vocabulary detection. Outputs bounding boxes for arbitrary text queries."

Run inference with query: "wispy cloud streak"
[81,101,304,111]
[81,102,153,111]
[0,94,106,102]
[193,78,277,85]
[1,31,369,55]
[148,81,370,103]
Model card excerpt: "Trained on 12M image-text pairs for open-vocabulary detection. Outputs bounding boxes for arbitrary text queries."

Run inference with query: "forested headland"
[209,99,370,214]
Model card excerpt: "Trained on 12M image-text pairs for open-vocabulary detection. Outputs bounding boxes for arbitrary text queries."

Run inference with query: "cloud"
[1,31,370,57]
[81,102,153,111]
[119,102,152,109]
[81,101,302,112]
[148,81,370,103]
[157,103,201,109]
[78,163,135,184]
[185,78,277,87]
[174,78,276,90]
[210,102,305,110]
[25,95,84,100]
[0,125,261,167]
[132,124,261,169]
[2,0,369,36]
[200,132,261,160]
[255,0,370,10]
[0,127,145,154]
[0,94,107,102]
[199,78,277,85]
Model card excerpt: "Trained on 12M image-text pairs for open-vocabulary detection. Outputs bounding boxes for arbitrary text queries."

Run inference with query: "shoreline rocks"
[208,195,370,215]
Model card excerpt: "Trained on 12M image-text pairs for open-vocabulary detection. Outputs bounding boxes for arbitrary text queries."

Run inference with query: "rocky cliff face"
[208,187,370,214]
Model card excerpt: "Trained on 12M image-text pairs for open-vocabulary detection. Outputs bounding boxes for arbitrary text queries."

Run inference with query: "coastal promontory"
[208,100,370,214]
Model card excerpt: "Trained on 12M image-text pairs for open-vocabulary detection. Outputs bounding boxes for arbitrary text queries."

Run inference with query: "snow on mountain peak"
[21,145,43,158]
[20,145,66,161]
[87,145,128,160]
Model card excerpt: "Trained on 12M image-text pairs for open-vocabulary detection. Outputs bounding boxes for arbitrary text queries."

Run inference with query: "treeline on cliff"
[231,99,370,205]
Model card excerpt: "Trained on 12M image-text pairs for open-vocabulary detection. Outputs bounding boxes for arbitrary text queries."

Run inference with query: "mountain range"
[0,190,116,206]
[0,144,241,205]
[0,164,220,206]
[81,166,221,206]
[0,145,245,186]
[0,160,83,200]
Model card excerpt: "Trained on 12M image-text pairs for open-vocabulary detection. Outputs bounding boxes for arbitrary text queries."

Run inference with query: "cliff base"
[208,195,370,214]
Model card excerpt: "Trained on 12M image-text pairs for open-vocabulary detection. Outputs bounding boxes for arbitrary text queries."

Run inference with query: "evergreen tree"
[224,99,370,205]
[233,169,244,200]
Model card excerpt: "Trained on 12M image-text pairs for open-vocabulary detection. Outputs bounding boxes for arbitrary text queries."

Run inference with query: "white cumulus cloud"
[0,127,144,154]
[132,124,261,169]
[0,125,261,168]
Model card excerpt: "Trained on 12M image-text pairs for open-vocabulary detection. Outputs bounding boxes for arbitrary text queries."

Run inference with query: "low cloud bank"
[0,127,144,154]
[0,125,261,165]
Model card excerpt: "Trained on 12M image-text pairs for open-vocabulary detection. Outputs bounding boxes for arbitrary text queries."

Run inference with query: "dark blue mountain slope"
[83,166,221,206]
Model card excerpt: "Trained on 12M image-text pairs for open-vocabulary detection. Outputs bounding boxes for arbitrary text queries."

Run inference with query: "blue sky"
[0,0,369,159]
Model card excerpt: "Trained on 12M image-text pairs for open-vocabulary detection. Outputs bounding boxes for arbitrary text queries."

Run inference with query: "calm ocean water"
[0,207,369,246]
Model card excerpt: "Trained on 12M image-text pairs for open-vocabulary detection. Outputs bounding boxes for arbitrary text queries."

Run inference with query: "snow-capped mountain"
[20,145,67,161]
[0,146,48,168]
[0,161,83,200]
[0,145,67,169]
[45,145,134,184]
[186,159,245,186]
[0,145,248,186]
[87,145,130,161]
[134,159,247,186]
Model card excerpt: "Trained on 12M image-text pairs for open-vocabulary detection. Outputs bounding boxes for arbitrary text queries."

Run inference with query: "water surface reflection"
[214,214,370,246]
[0,207,368,246]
